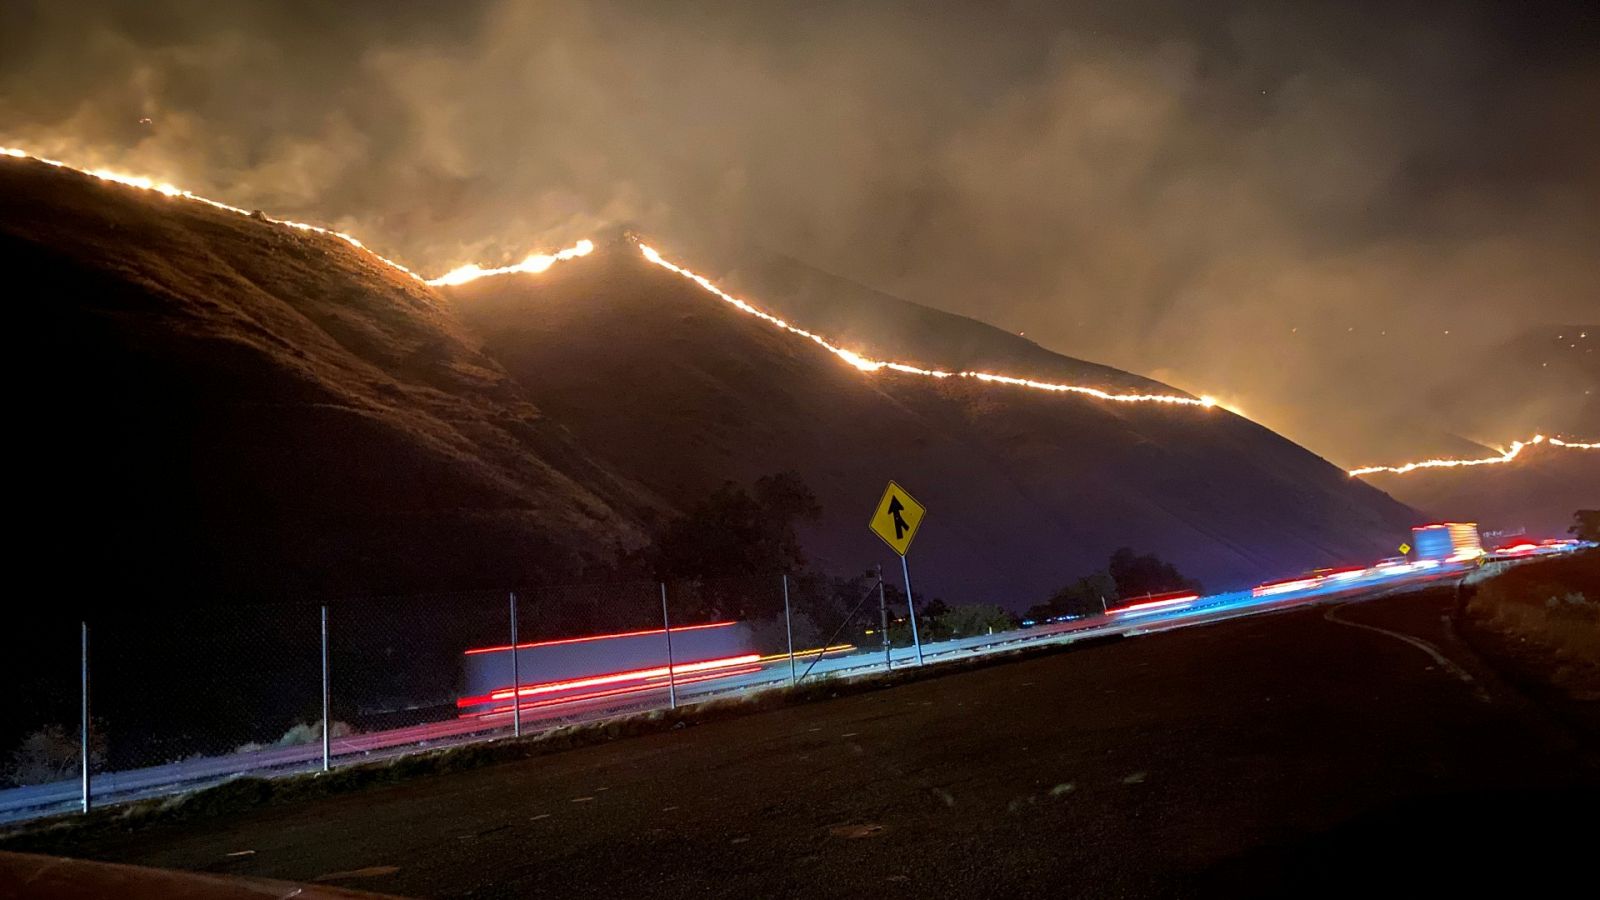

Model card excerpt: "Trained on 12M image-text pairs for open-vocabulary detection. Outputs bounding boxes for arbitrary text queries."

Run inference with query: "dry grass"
[1463,552,1600,703]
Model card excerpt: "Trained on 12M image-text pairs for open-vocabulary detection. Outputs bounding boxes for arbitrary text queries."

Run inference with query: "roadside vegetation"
[1026,548,1202,622]
[1461,513,1599,717]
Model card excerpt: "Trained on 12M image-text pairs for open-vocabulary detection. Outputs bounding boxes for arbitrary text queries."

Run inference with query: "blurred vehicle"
[1411,522,1483,563]
[1107,589,1200,616]
[457,621,758,717]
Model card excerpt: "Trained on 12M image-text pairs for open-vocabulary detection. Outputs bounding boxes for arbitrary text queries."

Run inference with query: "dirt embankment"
[1461,552,1600,729]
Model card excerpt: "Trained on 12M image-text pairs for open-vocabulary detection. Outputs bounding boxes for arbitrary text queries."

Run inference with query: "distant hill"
[1358,444,1598,540]
[1351,320,1598,533]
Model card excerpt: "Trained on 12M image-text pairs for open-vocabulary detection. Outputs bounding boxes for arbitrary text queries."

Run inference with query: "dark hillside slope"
[453,243,1419,601]
[2,158,653,604]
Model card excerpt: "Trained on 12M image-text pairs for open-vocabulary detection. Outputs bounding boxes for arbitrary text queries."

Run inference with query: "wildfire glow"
[636,243,1218,408]
[1,145,425,281]
[1349,434,1599,477]
[426,239,595,286]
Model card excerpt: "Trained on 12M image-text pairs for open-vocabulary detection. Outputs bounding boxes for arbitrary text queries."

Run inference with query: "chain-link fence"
[94,601,324,782]
[0,616,85,809]
[1,569,1049,824]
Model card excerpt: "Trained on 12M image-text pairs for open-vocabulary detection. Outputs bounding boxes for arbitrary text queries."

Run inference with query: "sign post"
[900,554,923,666]
[869,481,927,666]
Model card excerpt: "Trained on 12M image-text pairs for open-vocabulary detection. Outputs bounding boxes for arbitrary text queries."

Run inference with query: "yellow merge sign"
[869,480,926,556]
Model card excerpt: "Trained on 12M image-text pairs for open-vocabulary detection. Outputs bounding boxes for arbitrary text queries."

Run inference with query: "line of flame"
[9,144,1592,463]
[635,243,1217,407]
[1349,434,1598,477]
[2,146,425,281]
[426,240,596,286]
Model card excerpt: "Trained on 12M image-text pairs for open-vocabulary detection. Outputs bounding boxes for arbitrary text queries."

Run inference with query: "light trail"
[1111,593,1199,618]
[464,619,738,655]
[457,653,762,709]
[1349,434,1599,477]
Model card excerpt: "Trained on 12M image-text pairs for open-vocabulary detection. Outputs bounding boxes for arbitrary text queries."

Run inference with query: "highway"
[19,552,1596,899]
[0,544,1580,825]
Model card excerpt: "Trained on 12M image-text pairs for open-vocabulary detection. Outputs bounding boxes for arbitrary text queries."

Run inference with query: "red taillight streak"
[1252,576,1322,597]
[1114,594,1198,614]
[1325,568,1368,582]
[464,620,739,655]
[466,665,765,717]
[457,653,761,708]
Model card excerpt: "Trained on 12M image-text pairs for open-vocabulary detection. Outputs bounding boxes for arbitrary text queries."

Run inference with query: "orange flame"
[1349,434,1599,477]
[8,143,1587,468]
[636,243,1218,408]
[2,145,425,281]
[0,144,1213,410]
[426,239,595,286]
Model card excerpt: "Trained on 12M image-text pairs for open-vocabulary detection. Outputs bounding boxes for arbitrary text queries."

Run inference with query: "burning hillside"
[448,238,1417,597]
[1,153,656,602]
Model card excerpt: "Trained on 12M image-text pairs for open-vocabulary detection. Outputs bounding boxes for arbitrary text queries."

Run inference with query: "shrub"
[6,724,106,787]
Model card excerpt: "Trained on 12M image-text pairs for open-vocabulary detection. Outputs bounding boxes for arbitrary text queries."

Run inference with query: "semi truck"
[1410,522,1483,562]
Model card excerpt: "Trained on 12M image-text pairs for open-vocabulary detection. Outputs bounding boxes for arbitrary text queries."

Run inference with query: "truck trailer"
[1410,522,1483,562]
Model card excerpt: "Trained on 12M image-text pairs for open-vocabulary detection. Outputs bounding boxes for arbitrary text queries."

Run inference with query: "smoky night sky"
[2,0,1596,464]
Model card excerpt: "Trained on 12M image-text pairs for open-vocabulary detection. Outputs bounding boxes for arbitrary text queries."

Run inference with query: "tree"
[643,472,821,581]
[1107,547,1201,598]
[6,723,106,787]
[1023,603,1056,624]
[935,603,1017,638]
[1045,572,1118,618]
[1570,510,1600,542]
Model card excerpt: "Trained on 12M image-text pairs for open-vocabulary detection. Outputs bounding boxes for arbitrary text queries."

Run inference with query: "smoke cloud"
[2,0,1596,463]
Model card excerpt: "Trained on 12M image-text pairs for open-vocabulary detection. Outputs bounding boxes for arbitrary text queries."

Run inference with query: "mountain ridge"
[5,153,1422,606]
[451,241,1419,598]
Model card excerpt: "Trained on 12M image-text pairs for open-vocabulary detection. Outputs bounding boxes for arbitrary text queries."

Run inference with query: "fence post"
[660,583,677,710]
[877,565,891,671]
[782,573,797,686]
[509,591,522,738]
[320,605,331,773]
[901,555,924,666]
[80,620,90,815]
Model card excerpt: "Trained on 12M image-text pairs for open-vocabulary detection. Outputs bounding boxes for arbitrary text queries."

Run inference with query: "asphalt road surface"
[20,584,1598,898]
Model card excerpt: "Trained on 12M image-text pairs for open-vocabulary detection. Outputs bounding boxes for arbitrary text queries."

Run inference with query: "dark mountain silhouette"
[6,154,1423,607]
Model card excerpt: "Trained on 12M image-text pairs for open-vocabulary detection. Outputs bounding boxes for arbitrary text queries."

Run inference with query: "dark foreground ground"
[12,585,1599,898]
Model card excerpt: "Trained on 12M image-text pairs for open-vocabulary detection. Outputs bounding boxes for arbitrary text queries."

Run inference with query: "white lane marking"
[1323,603,1489,702]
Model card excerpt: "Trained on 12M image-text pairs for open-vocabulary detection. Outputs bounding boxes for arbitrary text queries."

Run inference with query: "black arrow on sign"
[887,496,910,540]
